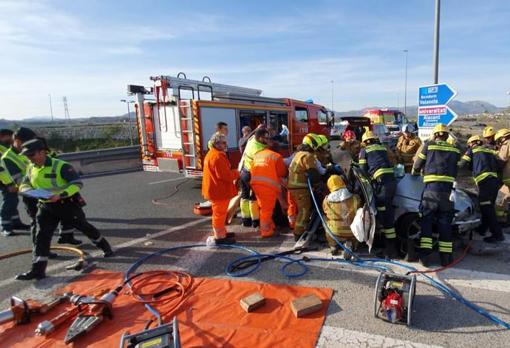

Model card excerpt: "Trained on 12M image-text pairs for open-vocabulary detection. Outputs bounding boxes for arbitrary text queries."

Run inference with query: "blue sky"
[0,0,509,119]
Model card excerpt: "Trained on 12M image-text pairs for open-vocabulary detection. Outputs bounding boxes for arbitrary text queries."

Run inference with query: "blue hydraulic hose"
[306,177,510,330]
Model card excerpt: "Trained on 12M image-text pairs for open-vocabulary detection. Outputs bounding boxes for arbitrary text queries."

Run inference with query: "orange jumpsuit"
[250,148,287,237]
[202,148,239,239]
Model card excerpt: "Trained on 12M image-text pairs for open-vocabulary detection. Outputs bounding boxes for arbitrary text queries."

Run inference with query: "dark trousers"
[374,175,397,240]
[478,177,502,238]
[23,196,38,244]
[34,199,102,261]
[240,169,255,201]
[420,188,454,254]
[1,189,20,231]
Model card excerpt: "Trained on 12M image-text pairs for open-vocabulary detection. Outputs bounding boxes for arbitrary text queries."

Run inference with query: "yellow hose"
[0,246,88,271]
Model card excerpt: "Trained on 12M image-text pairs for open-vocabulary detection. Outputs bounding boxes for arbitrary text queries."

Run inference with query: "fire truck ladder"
[151,73,264,174]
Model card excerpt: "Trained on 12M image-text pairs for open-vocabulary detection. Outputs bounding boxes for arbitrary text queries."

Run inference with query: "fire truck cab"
[128,73,333,176]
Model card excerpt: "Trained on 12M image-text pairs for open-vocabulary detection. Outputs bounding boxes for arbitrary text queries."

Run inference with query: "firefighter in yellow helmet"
[396,124,422,173]
[358,130,399,259]
[287,133,321,240]
[495,128,510,223]
[483,126,497,149]
[315,134,331,166]
[323,175,361,259]
[459,135,504,244]
[412,123,460,267]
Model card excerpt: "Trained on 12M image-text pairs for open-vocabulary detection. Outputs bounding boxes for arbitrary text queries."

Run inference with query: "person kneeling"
[322,175,360,259]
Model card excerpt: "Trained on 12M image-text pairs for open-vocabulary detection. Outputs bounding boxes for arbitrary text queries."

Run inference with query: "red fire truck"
[128,73,334,176]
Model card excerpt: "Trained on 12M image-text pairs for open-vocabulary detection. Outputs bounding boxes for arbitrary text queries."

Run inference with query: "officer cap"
[482,126,496,138]
[0,129,13,137]
[327,175,345,192]
[14,127,37,143]
[20,138,46,156]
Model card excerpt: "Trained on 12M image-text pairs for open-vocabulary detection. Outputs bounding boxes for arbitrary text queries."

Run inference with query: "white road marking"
[148,177,187,185]
[316,326,443,348]
[0,216,210,290]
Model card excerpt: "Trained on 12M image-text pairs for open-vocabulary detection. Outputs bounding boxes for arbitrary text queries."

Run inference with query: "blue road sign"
[418,106,458,127]
[419,84,457,107]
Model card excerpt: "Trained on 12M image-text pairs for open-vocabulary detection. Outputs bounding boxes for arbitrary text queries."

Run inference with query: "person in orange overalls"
[202,133,239,244]
[251,137,288,238]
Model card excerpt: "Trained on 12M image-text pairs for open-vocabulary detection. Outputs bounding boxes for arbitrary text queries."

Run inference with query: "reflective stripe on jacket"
[413,140,460,184]
[359,144,394,180]
[288,151,316,188]
[250,148,287,192]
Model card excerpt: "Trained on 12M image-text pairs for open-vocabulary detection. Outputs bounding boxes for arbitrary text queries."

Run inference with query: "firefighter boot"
[419,251,436,268]
[440,252,453,267]
[95,238,114,257]
[15,261,47,281]
[58,234,83,245]
[384,239,401,260]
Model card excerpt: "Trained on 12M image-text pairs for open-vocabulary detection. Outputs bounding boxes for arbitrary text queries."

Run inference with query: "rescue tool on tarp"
[0,295,68,326]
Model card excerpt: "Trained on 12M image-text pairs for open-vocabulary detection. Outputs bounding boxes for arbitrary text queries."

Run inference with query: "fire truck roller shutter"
[200,107,238,151]
[153,104,182,150]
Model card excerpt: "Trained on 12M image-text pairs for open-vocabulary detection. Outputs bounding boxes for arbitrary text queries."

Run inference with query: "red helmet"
[343,130,355,140]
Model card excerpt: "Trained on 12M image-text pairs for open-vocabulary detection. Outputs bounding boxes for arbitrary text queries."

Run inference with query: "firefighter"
[202,133,239,244]
[495,128,510,223]
[207,121,229,150]
[16,139,114,280]
[238,128,268,227]
[323,175,361,258]
[396,124,422,173]
[316,134,331,166]
[338,130,361,163]
[412,123,460,267]
[483,126,497,149]
[0,128,33,236]
[288,134,321,240]
[250,140,287,238]
[459,135,504,243]
[358,131,399,258]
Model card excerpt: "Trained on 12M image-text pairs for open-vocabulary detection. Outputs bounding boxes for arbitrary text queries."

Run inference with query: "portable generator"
[373,272,416,326]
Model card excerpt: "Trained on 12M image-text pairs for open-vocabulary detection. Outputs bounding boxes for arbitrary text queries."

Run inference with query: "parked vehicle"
[128,73,333,175]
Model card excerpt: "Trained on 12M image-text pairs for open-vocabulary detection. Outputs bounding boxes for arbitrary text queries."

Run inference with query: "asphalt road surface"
[1,169,510,347]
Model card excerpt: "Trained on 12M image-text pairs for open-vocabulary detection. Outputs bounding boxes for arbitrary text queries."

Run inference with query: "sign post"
[417,83,458,140]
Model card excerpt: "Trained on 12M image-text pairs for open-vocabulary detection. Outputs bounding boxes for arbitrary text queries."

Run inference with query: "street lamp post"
[120,99,134,145]
[403,50,408,115]
[432,0,441,84]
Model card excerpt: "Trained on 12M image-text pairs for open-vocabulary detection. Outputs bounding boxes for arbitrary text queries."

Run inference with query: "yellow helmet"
[483,126,496,138]
[361,131,377,143]
[467,135,481,145]
[494,128,510,142]
[327,175,345,192]
[317,134,329,148]
[446,135,456,145]
[302,133,319,150]
[432,123,449,135]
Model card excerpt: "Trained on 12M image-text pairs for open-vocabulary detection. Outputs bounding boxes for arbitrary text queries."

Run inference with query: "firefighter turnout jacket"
[288,151,318,188]
[459,145,499,185]
[498,138,510,187]
[412,140,460,187]
[396,134,422,171]
[358,144,395,180]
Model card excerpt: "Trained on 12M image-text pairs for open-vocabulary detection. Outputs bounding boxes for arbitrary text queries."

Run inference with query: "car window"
[318,109,328,125]
[295,107,308,123]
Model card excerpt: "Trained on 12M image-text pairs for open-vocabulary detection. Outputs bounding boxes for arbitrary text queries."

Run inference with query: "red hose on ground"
[407,240,473,275]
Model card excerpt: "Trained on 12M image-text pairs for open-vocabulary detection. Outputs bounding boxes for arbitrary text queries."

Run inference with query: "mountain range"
[335,100,506,117]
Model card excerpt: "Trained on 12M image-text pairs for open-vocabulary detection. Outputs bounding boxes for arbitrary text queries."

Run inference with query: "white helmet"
[402,123,414,133]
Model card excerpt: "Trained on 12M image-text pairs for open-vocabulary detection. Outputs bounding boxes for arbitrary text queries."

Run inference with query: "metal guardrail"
[58,145,142,176]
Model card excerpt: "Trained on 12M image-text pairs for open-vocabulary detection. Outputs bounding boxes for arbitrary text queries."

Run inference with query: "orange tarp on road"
[0,270,332,347]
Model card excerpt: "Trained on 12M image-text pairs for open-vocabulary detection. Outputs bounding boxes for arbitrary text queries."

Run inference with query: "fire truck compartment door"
[153,105,182,150]
[200,107,237,151]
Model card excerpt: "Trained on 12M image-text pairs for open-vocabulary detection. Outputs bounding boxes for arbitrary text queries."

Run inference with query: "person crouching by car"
[322,175,361,259]
[202,133,240,245]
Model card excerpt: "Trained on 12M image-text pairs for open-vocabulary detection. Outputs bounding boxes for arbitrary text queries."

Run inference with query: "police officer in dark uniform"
[16,139,114,280]
[412,123,460,267]
[459,135,504,243]
[358,131,399,259]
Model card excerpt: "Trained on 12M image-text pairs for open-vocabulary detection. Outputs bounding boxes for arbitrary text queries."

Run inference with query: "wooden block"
[240,292,266,312]
[290,294,322,318]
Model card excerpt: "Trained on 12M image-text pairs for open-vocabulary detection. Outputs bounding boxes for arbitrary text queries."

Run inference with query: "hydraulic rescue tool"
[120,317,181,348]
[374,272,416,326]
[0,295,68,325]
[35,286,123,344]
